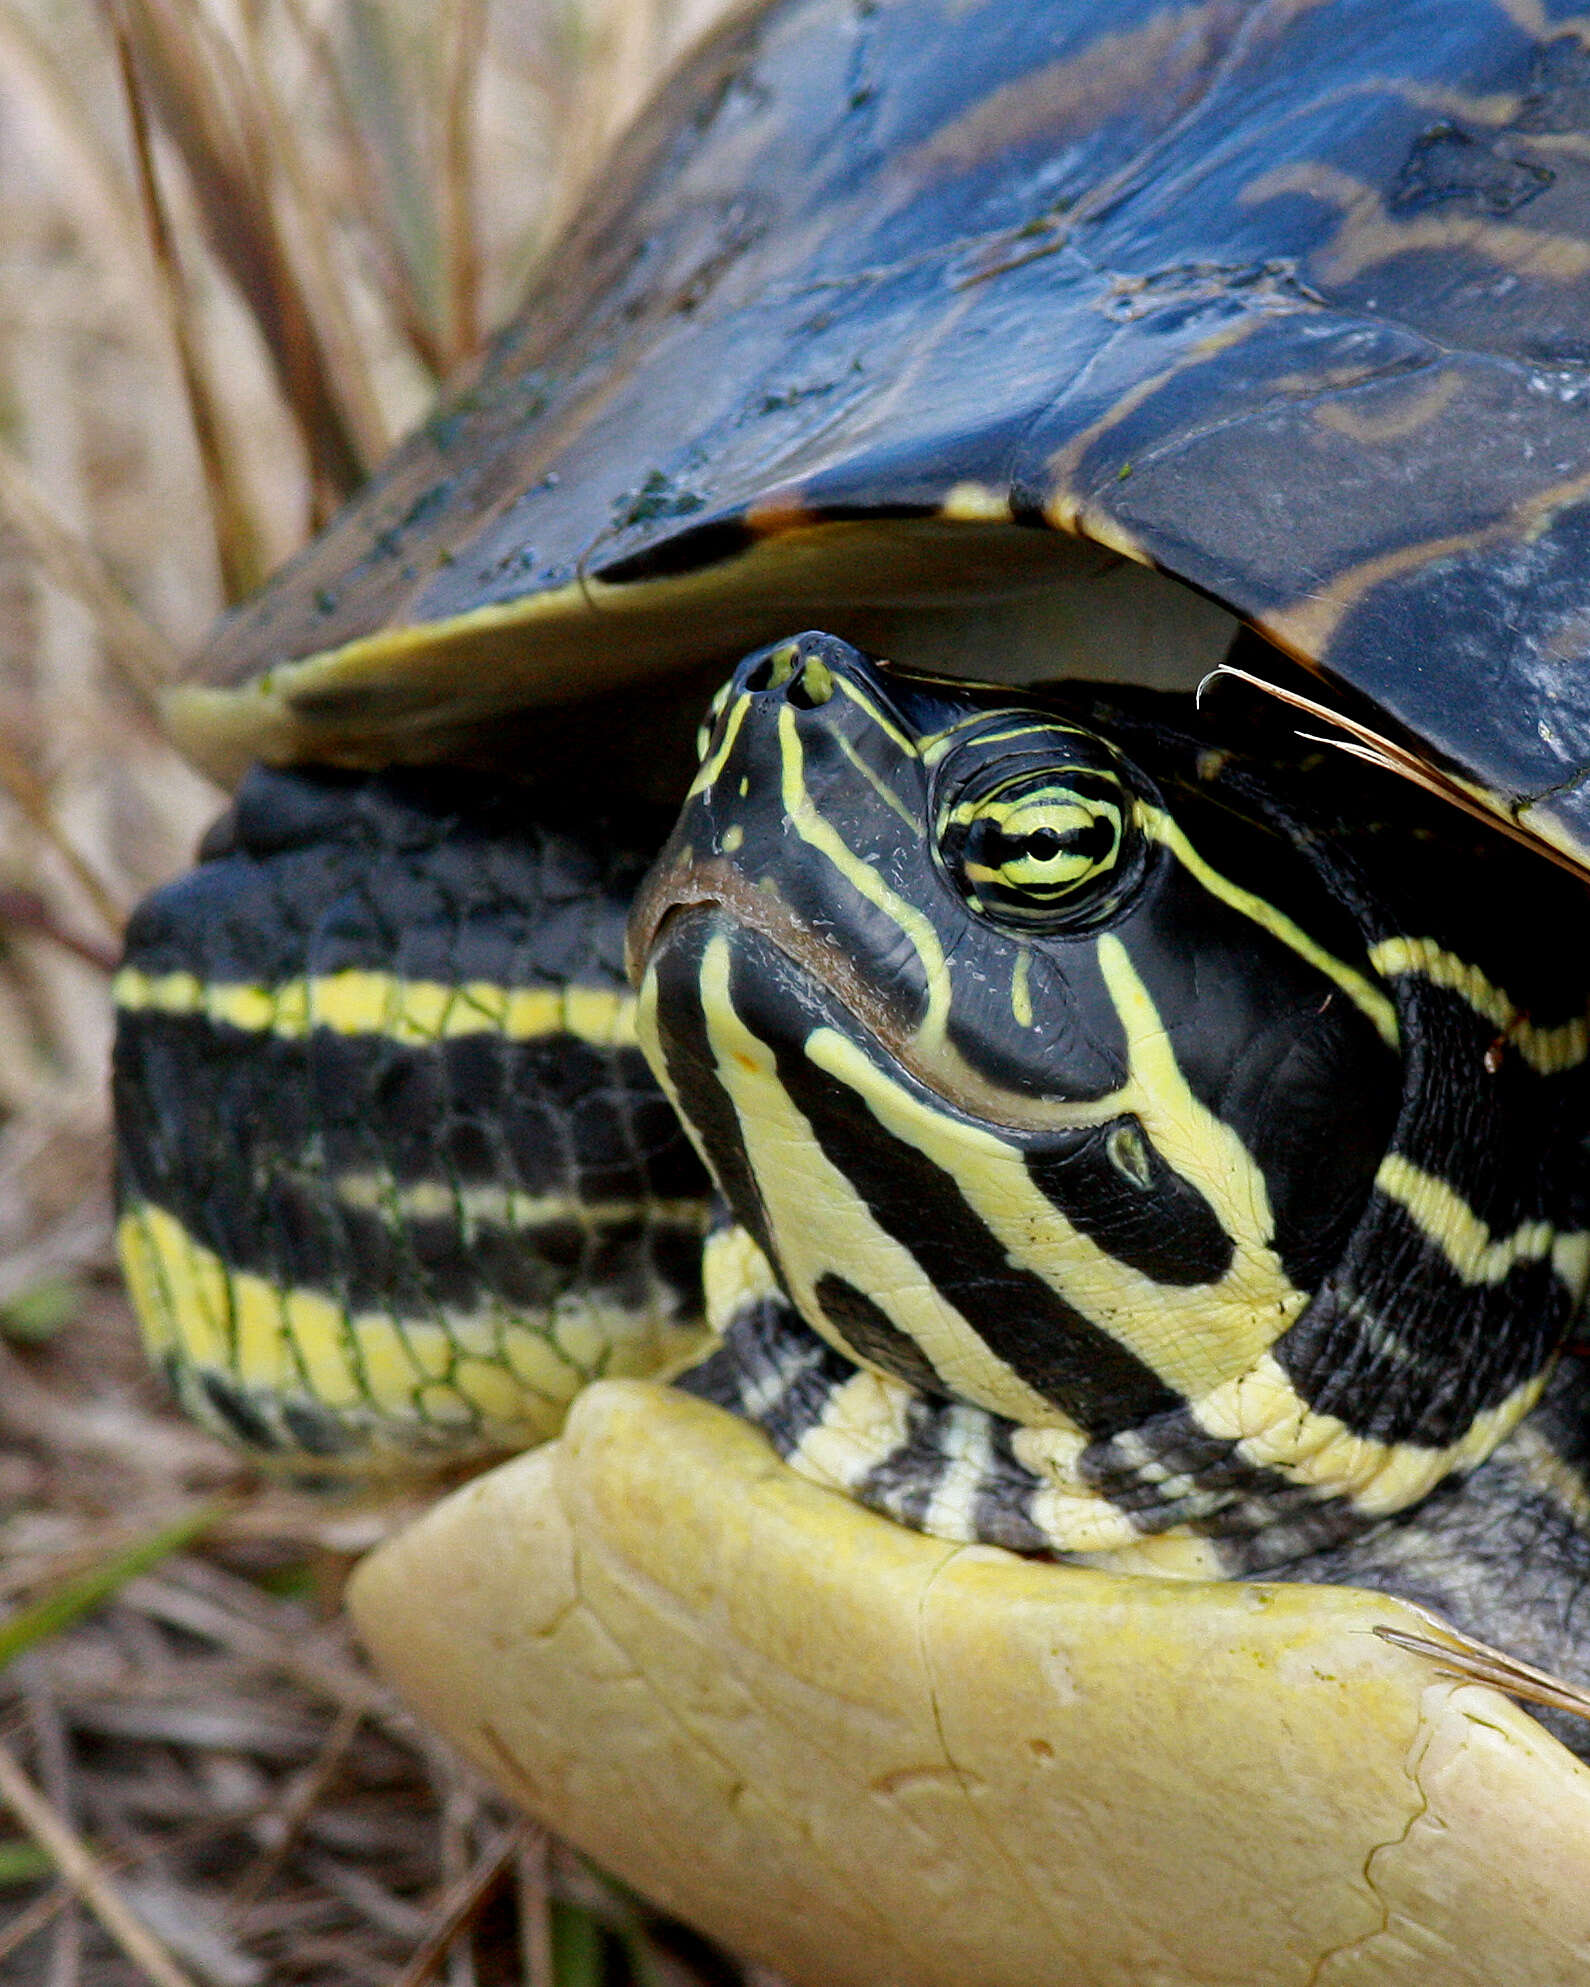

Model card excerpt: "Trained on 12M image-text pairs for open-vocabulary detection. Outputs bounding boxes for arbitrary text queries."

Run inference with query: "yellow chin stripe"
[1187,1352,1549,1517]
[113,966,637,1049]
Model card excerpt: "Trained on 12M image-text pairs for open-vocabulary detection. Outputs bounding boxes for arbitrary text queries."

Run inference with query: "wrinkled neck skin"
[629,632,1590,1573]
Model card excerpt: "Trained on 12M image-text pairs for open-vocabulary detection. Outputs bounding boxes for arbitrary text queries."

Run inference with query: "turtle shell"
[351,1380,1590,1987]
[173,0,1590,871]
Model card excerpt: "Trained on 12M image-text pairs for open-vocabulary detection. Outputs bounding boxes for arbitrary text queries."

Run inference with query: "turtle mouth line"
[629,853,1145,1140]
[628,854,921,1063]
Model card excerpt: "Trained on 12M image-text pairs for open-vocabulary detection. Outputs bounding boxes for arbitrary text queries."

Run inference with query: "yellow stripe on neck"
[114,966,637,1048]
[1368,936,1590,1075]
[330,1175,709,1233]
[1190,1351,1547,1516]
[1376,1153,1590,1294]
[1139,804,1399,1049]
[116,1198,706,1465]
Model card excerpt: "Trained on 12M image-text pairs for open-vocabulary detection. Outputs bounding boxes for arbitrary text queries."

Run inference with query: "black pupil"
[1007,814,1113,870]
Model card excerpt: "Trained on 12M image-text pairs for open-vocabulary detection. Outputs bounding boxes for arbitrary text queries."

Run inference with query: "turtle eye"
[938,766,1139,931]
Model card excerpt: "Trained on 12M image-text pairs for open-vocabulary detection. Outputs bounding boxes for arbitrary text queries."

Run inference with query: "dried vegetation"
[0,3,759,1981]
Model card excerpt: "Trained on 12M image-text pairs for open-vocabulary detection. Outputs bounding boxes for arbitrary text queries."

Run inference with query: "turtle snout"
[732,630,883,711]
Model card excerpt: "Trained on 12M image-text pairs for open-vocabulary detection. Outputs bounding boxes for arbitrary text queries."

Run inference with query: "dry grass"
[0,3,755,1981]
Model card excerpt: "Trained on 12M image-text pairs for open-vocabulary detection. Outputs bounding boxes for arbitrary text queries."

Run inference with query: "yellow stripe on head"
[804,1001,1306,1405]
[1138,805,1399,1049]
[777,701,954,1051]
[696,931,1074,1428]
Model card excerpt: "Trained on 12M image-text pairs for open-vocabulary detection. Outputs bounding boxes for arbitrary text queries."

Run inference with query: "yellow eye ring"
[938,763,1143,931]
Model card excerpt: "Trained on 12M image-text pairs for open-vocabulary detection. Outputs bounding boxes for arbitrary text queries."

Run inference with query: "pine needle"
[1375,1611,1590,1726]
[0,1739,201,1987]
[1199,662,1590,884]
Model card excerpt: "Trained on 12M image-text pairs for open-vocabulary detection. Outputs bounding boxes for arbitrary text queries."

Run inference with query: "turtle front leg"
[113,765,712,1478]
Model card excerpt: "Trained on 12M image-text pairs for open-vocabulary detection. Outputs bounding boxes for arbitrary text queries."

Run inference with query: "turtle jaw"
[628,852,928,1076]
[633,899,1272,1447]
[631,899,1136,1434]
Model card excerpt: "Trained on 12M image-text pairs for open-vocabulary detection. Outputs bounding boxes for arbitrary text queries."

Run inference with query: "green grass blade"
[0,1840,55,1885]
[551,1897,608,1987]
[0,1501,229,1671]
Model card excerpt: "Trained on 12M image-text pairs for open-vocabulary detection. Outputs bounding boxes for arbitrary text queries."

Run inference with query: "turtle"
[110,0,1590,1978]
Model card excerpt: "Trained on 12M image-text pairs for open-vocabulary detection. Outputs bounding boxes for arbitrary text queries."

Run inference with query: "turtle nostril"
[741,640,801,695]
[738,638,835,707]
[786,656,834,708]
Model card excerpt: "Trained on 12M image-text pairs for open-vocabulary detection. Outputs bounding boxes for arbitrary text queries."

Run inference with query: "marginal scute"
[349,1382,1590,1987]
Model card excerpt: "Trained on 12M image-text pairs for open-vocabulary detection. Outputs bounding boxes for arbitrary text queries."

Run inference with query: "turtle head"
[629,633,1419,1483]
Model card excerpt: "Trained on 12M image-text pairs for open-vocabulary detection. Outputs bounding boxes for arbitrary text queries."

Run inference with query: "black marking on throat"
[814,1271,948,1396]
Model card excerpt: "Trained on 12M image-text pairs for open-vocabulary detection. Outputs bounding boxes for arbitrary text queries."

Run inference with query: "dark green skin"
[204,0,1590,859]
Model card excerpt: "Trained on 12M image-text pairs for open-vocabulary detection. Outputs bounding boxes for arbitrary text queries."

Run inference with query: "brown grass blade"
[275,0,447,379]
[516,1832,554,1987]
[17,1659,81,1987]
[1199,662,1590,885]
[391,1827,522,1987]
[0,435,178,707]
[230,1699,363,1915]
[115,0,371,513]
[0,890,120,976]
[0,732,125,938]
[604,0,663,145]
[0,5,148,304]
[108,2,268,605]
[0,1878,74,1970]
[235,6,393,471]
[344,6,445,352]
[1374,1612,1590,1724]
[122,1572,407,1734]
[545,0,662,234]
[441,0,487,369]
